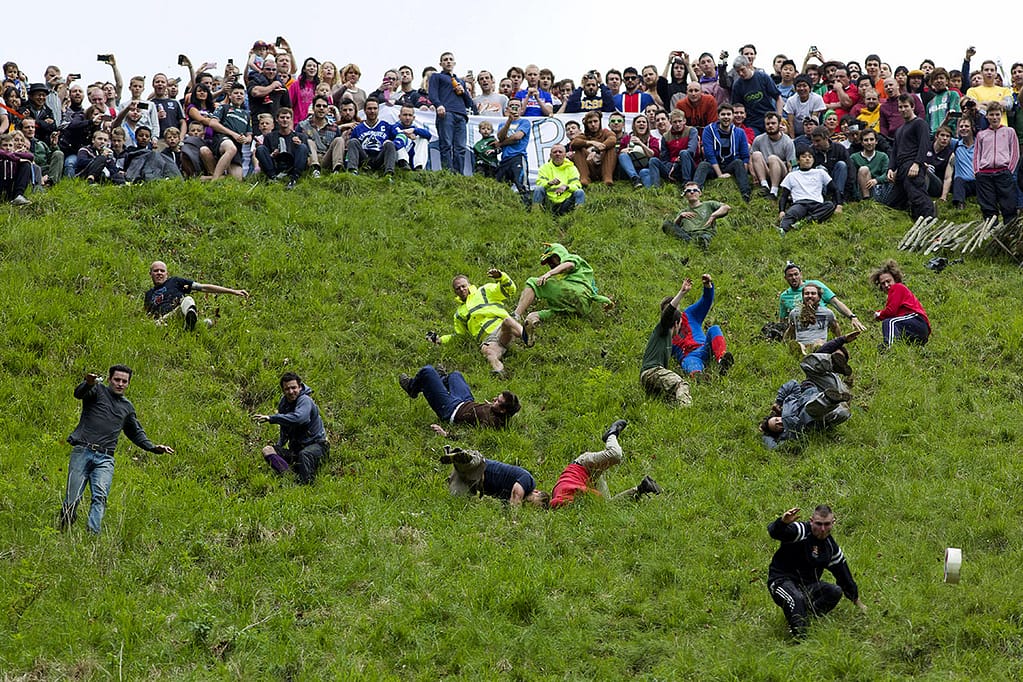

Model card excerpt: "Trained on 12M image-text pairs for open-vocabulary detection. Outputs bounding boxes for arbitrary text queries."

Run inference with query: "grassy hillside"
[2,173,1023,680]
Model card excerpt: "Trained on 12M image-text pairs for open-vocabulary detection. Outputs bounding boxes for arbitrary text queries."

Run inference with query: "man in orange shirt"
[676,82,718,128]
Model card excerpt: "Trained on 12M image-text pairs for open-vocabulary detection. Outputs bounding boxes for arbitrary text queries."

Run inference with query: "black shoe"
[396,160,411,170]
[601,419,628,442]
[439,446,472,464]
[185,307,198,331]
[521,317,537,348]
[718,351,735,376]
[285,178,297,190]
[830,352,852,377]
[398,373,417,398]
[632,178,643,189]
[637,475,662,496]
[824,387,852,403]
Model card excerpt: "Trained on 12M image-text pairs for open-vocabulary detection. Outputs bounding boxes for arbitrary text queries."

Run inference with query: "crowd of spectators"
[3,43,1021,223]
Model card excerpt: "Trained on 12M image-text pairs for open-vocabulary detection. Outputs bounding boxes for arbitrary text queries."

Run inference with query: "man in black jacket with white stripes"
[767,504,867,638]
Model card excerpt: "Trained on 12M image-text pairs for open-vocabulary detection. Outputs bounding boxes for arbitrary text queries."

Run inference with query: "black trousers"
[780,199,836,231]
[886,163,936,219]
[0,162,31,200]
[276,441,329,484]
[769,578,843,635]
[976,170,1018,222]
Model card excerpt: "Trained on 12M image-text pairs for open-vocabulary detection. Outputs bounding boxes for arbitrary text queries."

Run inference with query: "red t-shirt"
[550,463,593,508]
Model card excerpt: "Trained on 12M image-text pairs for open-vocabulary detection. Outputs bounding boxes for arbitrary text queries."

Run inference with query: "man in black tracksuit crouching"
[767,504,867,638]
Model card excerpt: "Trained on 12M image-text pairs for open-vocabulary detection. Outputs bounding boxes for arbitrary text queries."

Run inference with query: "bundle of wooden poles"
[898,216,1022,261]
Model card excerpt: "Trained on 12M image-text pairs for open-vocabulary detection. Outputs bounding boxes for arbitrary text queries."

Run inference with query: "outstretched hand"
[681,277,693,294]
[487,268,502,279]
[430,424,449,437]
[781,507,801,523]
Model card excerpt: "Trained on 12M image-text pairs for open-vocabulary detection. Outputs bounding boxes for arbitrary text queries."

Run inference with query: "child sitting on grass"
[777,147,835,233]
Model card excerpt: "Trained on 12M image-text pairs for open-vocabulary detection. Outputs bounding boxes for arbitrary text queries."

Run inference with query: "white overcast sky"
[5,4,1020,93]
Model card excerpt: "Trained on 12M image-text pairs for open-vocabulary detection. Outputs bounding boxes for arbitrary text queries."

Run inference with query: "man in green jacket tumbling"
[511,243,613,346]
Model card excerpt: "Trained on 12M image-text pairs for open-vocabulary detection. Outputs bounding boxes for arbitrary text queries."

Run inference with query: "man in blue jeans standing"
[61,366,175,534]
[398,365,520,437]
[428,52,476,174]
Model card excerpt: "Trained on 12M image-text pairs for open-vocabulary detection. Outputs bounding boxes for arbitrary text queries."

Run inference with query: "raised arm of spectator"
[717,52,733,89]
[112,102,134,127]
[278,38,296,76]
[662,52,676,79]
[961,46,974,92]
[105,54,124,103]
[179,55,197,94]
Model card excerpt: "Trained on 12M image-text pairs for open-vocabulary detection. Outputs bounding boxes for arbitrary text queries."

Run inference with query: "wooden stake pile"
[898,216,1015,257]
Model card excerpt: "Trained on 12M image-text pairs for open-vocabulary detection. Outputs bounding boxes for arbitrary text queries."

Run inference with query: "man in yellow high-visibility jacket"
[429,268,527,376]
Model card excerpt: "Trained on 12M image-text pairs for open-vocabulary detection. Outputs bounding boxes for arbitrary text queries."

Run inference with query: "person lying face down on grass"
[437,445,548,507]
[398,365,520,438]
[548,419,661,508]
[760,333,859,449]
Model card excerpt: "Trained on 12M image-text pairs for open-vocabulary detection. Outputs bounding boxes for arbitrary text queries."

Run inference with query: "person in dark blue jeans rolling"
[398,365,520,436]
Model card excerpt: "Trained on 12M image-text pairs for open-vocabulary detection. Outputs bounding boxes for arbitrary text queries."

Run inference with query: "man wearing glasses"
[614,67,654,113]
[247,57,291,128]
[662,182,731,247]
[299,95,344,174]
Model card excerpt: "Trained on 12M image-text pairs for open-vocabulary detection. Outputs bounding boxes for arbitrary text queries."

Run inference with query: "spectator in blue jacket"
[428,52,476,174]
[694,103,751,201]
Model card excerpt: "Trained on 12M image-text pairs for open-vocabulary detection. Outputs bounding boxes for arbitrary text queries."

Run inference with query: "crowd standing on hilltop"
[4,43,1022,227]
[32,37,981,640]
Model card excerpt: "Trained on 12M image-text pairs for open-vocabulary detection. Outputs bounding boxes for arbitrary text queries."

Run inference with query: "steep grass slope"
[2,174,1022,680]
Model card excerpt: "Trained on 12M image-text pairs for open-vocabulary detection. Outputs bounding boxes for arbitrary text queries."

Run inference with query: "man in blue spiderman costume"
[670,273,734,380]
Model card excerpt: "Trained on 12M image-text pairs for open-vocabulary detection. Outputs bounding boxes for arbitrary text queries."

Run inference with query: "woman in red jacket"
[869,259,930,347]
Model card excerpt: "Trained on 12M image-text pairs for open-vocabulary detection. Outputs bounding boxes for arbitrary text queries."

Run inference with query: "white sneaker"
[11,195,31,206]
